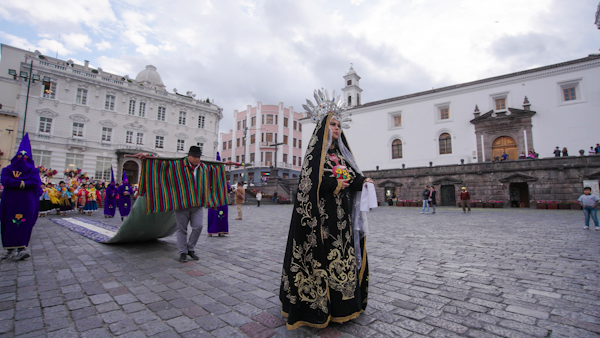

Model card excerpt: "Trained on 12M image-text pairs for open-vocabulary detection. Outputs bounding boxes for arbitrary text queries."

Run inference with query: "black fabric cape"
[279,113,368,329]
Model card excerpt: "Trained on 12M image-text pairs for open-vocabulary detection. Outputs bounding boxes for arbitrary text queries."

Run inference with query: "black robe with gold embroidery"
[280,113,368,330]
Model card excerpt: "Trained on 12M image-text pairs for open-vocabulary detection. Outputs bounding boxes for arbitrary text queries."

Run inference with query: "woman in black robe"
[280,105,373,329]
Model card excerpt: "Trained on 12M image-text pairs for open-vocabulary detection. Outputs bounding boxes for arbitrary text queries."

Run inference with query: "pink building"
[220,102,305,183]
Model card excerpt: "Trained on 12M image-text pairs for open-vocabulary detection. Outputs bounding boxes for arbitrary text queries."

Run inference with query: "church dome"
[135,65,164,85]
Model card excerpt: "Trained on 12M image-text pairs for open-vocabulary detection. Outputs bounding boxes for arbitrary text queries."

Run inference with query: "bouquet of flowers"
[46,169,58,178]
[64,168,82,178]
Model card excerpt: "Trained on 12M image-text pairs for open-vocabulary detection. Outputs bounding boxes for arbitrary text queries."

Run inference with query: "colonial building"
[300,54,600,206]
[219,102,305,183]
[0,44,223,184]
[302,55,600,169]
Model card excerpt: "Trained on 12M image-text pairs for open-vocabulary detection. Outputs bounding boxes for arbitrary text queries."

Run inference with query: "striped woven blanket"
[139,157,229,214]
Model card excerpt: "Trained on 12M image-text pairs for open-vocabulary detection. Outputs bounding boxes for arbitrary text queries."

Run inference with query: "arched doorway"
[122,160,139,185]
[492,136,517,161]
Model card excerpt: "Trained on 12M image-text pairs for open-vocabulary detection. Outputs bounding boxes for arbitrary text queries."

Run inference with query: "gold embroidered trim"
[333,179,343,195]
[359,238,367,285]
[281,309,365,330]
[2,245,27,250]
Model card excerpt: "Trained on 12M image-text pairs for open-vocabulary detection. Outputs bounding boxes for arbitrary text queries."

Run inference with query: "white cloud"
[0,31,37,52]
[96,40,112,51]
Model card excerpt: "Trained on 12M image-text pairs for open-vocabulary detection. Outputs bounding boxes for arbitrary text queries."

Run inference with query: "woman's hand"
[341,179,350,189]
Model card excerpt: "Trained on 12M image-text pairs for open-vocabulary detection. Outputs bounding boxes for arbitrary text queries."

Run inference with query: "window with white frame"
[490,92,509,111]
[266,114,274,124]
[105,95,116,111]
[179,111,186,125]
[392,139,402,159]
[101,127,112,142]
[126,131,133,144]
[32,150,51,167]
[177,139,185,151]
[157,106,166,121]
[558,79,585,105]
[155,136,164,149]
[439,133,452,155]
[72,122,84,138]
[76,88,88,105]
[39,117,52,133]
[42,81,57,99]
[136,132,144,145]
[65,153,84,170]
[128,100,136,115]
[95,157,112,181]
[139,102,146,117]
[198,116,205,129]
[434,103,451,122]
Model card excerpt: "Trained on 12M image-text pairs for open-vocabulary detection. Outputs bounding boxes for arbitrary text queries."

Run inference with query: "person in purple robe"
[118,171,132,221]
[104,167,117,218]
[1,134,42,261]
[207,152,230,237]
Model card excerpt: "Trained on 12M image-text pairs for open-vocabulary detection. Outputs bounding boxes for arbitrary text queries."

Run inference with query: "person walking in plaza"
[104,167,117,218]
[578,187,600,230]
[235,181,245,220]
[280,94,372,329]
[420,185,430,214]
[118,172,132,221]
[0,134,42,261]
[429,186,437,214]
[256,190,262,207]
[553,146,561,157]
[132,146,229,262]
[461,187,471,213]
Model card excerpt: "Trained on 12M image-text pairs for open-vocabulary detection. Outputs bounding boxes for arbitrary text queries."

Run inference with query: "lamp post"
[8,60,51,138]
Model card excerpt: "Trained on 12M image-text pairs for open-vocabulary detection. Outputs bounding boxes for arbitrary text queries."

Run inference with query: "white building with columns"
[0,44,223,184]
[301,54,600,171]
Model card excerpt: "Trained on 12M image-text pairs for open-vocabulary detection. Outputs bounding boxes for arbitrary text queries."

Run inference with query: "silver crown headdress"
[302,88,352,128]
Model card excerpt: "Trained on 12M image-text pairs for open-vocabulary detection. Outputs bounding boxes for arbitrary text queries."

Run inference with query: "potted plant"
[484,201,493,208]
[492,201,504,208]
[396,200,404,207]
[547,201,558,209]
[568,201,582,210]
[409,200,417,207]
[536,201,547,209]
[558,202,570,210]
[475,200,484,208]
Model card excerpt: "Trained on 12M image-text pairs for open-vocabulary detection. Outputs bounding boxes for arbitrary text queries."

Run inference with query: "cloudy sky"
[1,0,598,133]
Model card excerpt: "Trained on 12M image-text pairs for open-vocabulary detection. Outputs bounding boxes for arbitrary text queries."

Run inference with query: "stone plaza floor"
[1,204,600,337]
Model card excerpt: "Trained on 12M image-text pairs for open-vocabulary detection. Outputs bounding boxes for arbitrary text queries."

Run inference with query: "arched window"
[392,139,402,159]
[439,133,452,154]
[348,95,352,106]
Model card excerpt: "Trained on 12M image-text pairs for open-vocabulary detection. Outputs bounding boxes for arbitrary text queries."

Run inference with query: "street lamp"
[9,60,51,138]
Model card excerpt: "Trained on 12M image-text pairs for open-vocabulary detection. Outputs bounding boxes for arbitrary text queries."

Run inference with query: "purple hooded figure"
[104,166,117,218]
[118,170,132,221]
[1,133,42,260]
[207,152,229,236]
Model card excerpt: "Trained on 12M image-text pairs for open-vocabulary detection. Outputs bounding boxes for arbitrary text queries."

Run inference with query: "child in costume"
[38,183,53,217]
[83,183,100,215]
[57,181,72,216]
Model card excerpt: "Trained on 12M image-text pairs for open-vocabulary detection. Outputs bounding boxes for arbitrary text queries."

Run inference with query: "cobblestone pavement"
[1,205,600,338]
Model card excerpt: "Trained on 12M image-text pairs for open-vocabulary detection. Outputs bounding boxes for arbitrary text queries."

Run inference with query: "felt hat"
[461,187,466,190]
[187,146,202,157]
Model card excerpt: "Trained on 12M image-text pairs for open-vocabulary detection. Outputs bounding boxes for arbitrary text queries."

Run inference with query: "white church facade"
[301,54,600,171]
[0,44,223,184]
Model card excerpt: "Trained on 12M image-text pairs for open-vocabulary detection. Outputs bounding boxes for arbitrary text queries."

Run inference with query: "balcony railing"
[67,138,86,150]
[34,133,53,141]
[116,144,154,153]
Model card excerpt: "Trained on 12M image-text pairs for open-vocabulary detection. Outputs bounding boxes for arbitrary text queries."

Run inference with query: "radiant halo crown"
[302,88,352,128]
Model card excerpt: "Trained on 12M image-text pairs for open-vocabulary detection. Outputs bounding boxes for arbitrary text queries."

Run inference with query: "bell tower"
[342,65,363,108]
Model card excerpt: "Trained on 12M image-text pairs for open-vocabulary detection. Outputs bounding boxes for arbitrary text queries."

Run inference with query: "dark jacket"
[553,149,561,157]
[429,190,437,205]
[422,189,430,199]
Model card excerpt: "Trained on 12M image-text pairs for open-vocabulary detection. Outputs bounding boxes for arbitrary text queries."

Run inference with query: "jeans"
[421,200,429,212]
[583,206,599,227]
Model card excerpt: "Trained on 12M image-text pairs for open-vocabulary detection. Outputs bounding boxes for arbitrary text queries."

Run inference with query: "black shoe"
[188,251,199,260]
[179,253,188,262]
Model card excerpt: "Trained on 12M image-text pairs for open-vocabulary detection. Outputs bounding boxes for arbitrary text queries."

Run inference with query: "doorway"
[384,187,396,206]
[492,136,518,161]
[509,182,529,208]
[122,161,139,185]
[440,185,456,206]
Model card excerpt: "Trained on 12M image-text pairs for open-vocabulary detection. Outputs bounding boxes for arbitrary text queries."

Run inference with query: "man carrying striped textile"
[132,146,230,262]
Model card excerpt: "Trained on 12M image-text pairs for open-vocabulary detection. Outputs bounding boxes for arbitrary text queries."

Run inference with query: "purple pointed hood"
[10,133,36,174]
